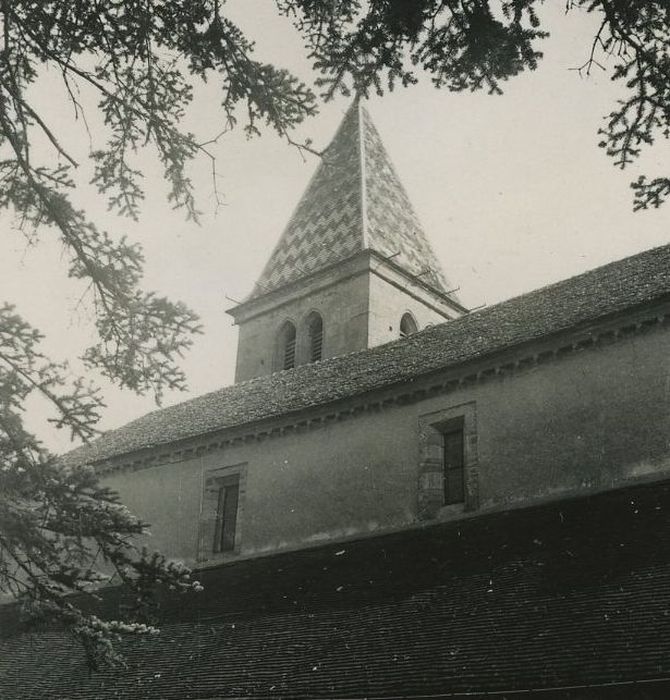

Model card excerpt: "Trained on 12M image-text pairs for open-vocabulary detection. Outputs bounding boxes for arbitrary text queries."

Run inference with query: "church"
[3,99,670,699]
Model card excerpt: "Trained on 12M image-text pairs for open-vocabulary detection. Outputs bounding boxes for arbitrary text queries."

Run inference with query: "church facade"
[3,101,670,699]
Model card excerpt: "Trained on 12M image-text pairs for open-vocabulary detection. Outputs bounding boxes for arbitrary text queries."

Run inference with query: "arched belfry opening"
[277,321,297,370]
[306,312,324,363]
[400,313,418,339]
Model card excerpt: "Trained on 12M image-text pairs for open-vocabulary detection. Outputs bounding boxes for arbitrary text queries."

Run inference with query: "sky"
[2,2,669,453]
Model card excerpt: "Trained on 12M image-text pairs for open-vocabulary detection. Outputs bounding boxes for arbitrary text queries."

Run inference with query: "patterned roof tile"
[250,100,454,298]
[362,107,450,292]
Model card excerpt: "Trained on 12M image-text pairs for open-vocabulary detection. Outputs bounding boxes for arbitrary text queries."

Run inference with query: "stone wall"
[231,252,461,382]
[367,268,456,346]
[233,271,370,382]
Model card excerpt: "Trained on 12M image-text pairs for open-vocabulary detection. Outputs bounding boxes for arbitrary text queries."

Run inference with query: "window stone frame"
[198,463,248,562]
[417,402,479,520]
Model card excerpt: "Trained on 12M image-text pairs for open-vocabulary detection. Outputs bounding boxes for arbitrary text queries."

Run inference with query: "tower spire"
[229,100,464,383]
[248,99,456,301]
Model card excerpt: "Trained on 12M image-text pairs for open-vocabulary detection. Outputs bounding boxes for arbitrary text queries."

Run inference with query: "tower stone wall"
[233,258,371,382]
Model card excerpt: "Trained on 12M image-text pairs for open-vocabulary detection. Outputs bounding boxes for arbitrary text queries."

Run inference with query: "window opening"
[280,322,296,370]
[400,313,418,338]
[307,313,323,363]
[443,423,465,505]
[213,475,240,553]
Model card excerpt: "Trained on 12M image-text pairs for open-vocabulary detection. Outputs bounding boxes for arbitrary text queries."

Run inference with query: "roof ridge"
[483,243,670,310]
[358,104,453,294]
[358,99,369,249]
[246,100,366,300]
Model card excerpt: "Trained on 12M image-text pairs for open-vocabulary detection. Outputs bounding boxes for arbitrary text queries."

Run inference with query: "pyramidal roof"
[249,99,455,299]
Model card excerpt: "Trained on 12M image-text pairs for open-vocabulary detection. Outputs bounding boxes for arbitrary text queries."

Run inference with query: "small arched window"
[399,312,418,339]
[278,321,297,370]
[306,312,324,363]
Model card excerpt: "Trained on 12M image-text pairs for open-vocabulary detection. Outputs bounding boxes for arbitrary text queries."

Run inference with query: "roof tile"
[65,243,670,467]
[3,481,670,698]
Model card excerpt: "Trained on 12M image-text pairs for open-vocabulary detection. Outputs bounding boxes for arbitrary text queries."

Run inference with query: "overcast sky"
[2,2,669,452]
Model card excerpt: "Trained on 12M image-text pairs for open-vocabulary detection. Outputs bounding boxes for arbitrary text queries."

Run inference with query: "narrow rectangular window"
[213,476,240,552]
[310,328,323,362]
[307,313,323,363]
[443,423,465,505]
[284,337,296,369]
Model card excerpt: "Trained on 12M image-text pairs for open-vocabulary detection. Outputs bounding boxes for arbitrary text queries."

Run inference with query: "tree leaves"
[283,0,670,206]
[0,0,319,671]
[281,1,547,97]
[0,304,200,669]
[586,1,670,208]
[0,0,319,406]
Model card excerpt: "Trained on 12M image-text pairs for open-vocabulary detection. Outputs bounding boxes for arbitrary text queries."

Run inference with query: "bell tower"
[227,99,466,383]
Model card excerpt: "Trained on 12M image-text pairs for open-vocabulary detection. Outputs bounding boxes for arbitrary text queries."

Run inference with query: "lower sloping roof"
[65,243,670,467]
[3,481,670,699]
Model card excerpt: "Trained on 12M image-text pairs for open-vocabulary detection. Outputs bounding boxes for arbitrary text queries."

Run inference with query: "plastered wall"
[104,322,670,567]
